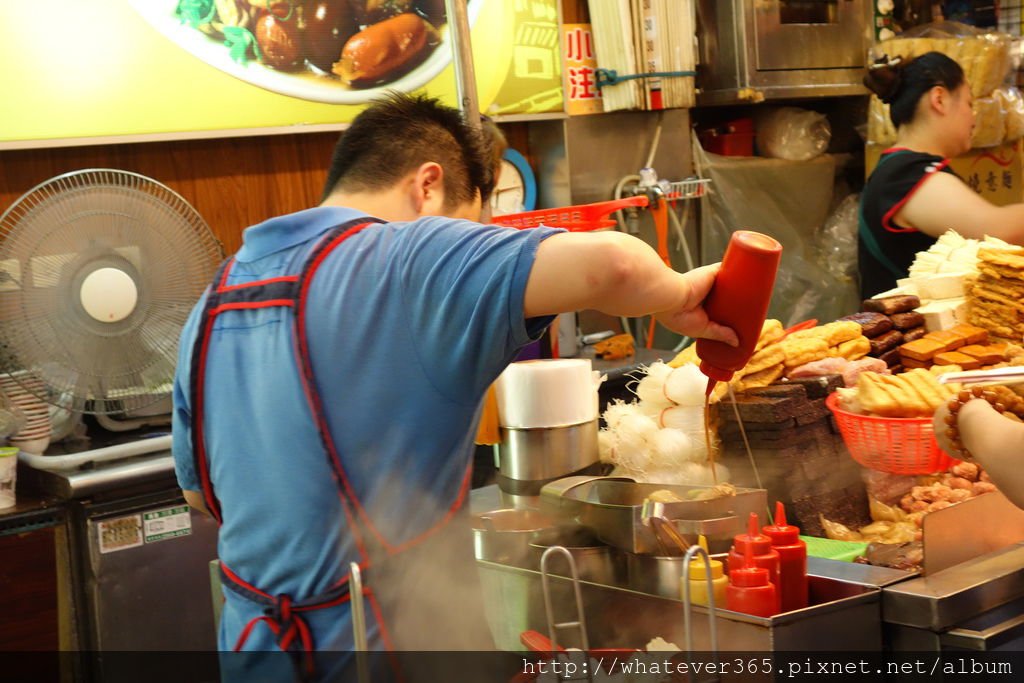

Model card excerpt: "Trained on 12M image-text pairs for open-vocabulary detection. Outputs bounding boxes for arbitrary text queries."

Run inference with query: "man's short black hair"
[321,92,497,208]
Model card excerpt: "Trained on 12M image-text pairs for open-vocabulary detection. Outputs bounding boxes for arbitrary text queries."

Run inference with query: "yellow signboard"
[562,24,603,116]
[1,0,562,148]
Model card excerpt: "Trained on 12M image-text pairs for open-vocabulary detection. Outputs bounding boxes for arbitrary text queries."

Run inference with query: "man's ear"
[412,162,445,213]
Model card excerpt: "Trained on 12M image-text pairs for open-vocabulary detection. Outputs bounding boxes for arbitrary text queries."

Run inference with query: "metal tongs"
[641,499,693,556]
[937,366,1024,386]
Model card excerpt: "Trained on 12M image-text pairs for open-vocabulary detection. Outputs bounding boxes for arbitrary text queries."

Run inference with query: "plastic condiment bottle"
[696,230,783,395]
[762,501,809,613]
[728,513,781,610]
[683,535,727,608]
[726,533,778,618]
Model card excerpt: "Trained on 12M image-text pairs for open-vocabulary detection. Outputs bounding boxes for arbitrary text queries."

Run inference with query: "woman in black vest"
[860,52,1024,298]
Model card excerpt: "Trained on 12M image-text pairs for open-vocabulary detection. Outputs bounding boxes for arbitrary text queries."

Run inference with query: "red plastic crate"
[492,196,648,231]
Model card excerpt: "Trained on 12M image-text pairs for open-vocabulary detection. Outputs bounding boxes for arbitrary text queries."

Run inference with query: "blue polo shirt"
[171,206,560,656]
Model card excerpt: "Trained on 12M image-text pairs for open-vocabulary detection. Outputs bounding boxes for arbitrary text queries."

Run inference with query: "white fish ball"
[659,405,705,433]
[636,374,674,408]
[663,363,710,407]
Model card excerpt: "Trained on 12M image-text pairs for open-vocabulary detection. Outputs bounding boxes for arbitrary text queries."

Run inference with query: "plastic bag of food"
[858,521,894,538]
[996,87,1024,142]
[871,91,1006,147]
[816,194,860,281]
[756,107,831,161]
[869,497,910,523]
[820,515,863,542]
[695,141,854,324]
[972,94,1006,148]
[873,21,1012,99]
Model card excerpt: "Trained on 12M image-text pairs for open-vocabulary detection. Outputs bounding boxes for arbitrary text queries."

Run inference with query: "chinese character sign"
[563,24,603,116]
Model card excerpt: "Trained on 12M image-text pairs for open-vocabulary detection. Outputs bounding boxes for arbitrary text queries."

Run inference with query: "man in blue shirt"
[172,93,736,680]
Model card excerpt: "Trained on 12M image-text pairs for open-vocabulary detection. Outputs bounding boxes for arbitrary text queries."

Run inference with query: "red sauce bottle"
[762,501,809,613]
[728,513,781,610]
[697,231,782,390]
[726,532,778,618]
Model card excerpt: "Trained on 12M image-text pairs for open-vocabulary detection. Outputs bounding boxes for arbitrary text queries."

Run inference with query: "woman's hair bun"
[864,55,904,104]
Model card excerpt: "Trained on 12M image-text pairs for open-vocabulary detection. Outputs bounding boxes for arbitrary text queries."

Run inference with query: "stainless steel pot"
[540,476,767,554]
[528,526,620,585]
[626,553,688,599]
[496,420,599,496]
[472,508,556,566]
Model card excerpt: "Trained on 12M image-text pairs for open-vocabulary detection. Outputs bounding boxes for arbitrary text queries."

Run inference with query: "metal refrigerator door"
[83,492,219,651]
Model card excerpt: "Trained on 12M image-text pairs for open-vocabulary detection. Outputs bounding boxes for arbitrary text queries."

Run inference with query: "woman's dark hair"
[321,92,497,207]
[863,51,966,127]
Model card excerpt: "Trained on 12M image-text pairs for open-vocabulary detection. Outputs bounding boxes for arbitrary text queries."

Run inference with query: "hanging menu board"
[1,0,563,148]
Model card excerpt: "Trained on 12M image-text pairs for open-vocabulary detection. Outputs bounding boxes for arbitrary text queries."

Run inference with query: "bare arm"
[183,489,212,517]
[934,400,1024,510]
[899,172,1024,243]
[523,231,738,345]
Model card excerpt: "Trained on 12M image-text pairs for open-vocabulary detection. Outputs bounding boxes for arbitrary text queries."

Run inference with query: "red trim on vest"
[218,275,300,293]
[221,561,272,599]
[194,315,223,524]
[295,224,397,552]
[217,259,234,290]
[197,218,465,673]
[209,300,296,315]
[881,158,950,234]
[295,225,475,556]
[366,588,399,656]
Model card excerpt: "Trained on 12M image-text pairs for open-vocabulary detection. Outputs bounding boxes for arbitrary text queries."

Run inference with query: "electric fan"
[0,169,223,423]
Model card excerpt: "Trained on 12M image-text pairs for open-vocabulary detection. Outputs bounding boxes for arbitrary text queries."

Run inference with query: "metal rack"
[664,178,712,202]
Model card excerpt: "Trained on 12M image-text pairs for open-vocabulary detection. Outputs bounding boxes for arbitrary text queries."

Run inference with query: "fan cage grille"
[0,169,223,415]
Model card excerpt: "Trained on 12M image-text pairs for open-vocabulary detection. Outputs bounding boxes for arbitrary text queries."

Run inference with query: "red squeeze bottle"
[697,230,782,395]
[728,513,782,610]
[762,502,809,613]
[726,532,778,618]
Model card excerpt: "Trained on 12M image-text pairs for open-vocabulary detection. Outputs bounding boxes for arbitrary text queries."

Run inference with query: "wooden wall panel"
[0,527,58,651]
[0,118,533,257]
[0,133,340,255]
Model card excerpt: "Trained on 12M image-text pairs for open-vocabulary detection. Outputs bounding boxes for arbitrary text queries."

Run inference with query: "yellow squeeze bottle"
[683,535,727,607]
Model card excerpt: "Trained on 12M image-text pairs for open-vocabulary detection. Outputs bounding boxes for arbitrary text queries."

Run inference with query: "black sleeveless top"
[859,149,959,298]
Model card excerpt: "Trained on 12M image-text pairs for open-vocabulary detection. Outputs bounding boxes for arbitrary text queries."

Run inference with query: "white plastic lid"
[494,359,603,429]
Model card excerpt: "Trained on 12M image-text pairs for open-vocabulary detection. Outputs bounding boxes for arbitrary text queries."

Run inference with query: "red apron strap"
[195,215,474,678]
[292,220,475,558]
[188,260,307,523]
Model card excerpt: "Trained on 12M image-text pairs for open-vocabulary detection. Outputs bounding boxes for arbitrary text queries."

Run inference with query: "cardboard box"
[865,138,1024,206]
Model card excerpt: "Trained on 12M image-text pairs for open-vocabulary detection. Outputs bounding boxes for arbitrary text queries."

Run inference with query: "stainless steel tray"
[540,476,768,554]
[478,559,882,652]
[883,543,1024,632]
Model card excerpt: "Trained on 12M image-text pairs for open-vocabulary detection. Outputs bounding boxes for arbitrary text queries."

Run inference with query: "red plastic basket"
[492,196,649,231]
[825,393,956,475]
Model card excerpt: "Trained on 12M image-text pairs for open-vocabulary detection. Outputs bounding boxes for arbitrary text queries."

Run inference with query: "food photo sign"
[1,0,563,147]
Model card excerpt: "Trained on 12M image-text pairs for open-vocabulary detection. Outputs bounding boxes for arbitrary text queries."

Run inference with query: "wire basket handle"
[540,546,590,653]
[349,562,370,683]
[681,544,720,682]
